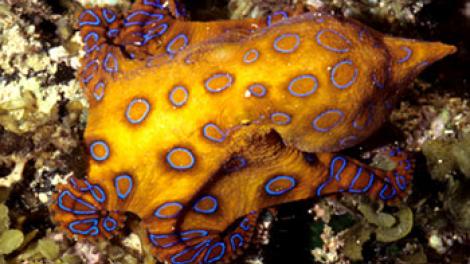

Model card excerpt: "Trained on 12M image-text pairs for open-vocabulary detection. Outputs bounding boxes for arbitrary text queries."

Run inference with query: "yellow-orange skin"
[52,2,456,263]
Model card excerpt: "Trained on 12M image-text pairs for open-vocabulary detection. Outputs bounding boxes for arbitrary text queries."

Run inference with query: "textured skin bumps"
[51,1,456,263]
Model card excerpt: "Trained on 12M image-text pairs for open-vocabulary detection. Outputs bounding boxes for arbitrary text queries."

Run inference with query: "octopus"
[50,0,457,263]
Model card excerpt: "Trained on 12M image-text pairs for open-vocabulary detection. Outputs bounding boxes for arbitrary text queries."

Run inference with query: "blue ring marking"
[124,11,164,27]
[379,178,397,201]
[125,98,151,124]
[339,135,358,147]
[83,32,99,53]
[372,72,384,89]
[398,46,412,64]
[58,190,97,215]
[154,202,184,219]
[266,11,288,26]
[312,109,345,133]
[316,156,347,197]
[169,86,189,107]
[171,239,211,264]
[79,10,101,27]
[102,8,116,24]
[166,33,189,55]
[89,140,110,161]
[143,23,169,44]
[243,49,259,64]
[358,29,366,42]
[193,195,218,214]
[143,0,164,8]
[315,29,352,53]
[204,242,226,263]
[399,159,412,171]
[287,74,319,97]
[273,33,300,54]
[70,178,92,192]
[149,233,179,248]
[90,184,106,203]
[394,172,407,191]
[93,82,105,101]
[264,175,297,196]
[348,167,375,193]
[166,147,195,170]
[69,218,99,236]
[270,112,291,125]
[107,28,120,38]
[103,52,118,73]
[230,233,244,250]
[240,217,250,231]
[103,216,118,232]
[330,59,358,90]
[204,73,234,93]
[82,60,98,84]
[181,229,209,241]
[248,83,267,97]
[202,123,226,143]
[114,174,133,200]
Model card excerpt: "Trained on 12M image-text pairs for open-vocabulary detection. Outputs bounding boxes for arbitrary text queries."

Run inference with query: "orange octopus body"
[51,1,456,263]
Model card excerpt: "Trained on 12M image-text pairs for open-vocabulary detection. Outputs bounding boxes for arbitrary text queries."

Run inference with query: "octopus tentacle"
[51,177,126,239]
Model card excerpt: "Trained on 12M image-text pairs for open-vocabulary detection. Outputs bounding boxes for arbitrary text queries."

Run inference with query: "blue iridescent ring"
[193,195,218,214]
[248,83,267,97]
[166,147,195,170]
[102,8,116,24]
[103,216,118,232]
[398,46,412,64]
[69,219,99,236]
[114,174,133,200]
[154,202,184,219]
[315,29,352,53]
[204,242,226,263]
[204,73,234,93]
[266,11,288,26]
[89,140,110,161]
[166,34,189,55]
[93,82,105,101]
[270,112,292,125]
[169,85,189,107]
[348,167,375,193]
[312,109,345,133]
[264,175,297,196]
[243,49,259,64]
[230,233,244,250]
[330,59,358,90]
[287,74,318,97]
[79,10,101,27]
[273,33,300,54]
[125,98,151,125]
[103,52,118,73]
[83,32,99,53]
[202,123,226,143]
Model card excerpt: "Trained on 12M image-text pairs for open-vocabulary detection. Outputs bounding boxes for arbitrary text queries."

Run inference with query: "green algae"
[0,229,24,254]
